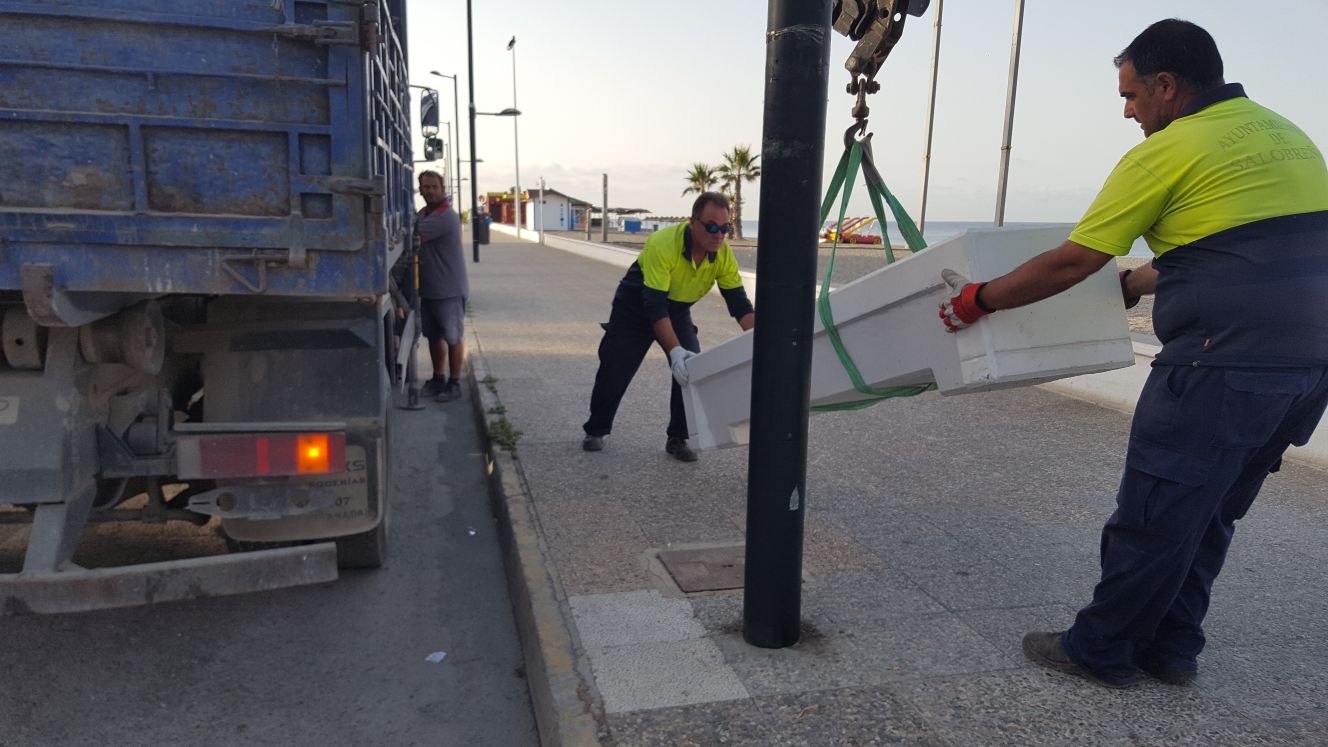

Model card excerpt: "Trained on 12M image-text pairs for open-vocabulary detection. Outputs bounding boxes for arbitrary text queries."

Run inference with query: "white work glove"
[938,269,991,333]
[668,347,696,386]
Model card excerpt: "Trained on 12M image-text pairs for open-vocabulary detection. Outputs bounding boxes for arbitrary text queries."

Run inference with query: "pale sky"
[405,1,1328,223]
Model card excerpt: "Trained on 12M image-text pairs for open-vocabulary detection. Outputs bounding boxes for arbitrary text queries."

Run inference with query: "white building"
[525,187,593,232]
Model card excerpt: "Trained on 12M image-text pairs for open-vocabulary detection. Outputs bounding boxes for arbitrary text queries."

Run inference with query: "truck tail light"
[176,432,346,479]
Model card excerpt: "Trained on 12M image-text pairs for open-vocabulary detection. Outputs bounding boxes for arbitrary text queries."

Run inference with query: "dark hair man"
[416,170,468,402]
[582,192,755,461]
[940,19,1328,688]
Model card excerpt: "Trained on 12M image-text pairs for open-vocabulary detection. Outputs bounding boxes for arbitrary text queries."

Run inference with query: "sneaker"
[665,437,698,463]
[436,380,462,402]
[582,434,605,452]
[1134,651,1197,686]
[1021,631,1141,689]
[421,377,447,396]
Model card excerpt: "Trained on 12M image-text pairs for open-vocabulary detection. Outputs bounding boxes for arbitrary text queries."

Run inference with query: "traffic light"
[423,137,442,161]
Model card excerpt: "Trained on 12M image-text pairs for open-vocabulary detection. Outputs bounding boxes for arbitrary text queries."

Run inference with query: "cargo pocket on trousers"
[1122,439,1217,536]
[1210,370,1307,450]
[1125,440,1212,487]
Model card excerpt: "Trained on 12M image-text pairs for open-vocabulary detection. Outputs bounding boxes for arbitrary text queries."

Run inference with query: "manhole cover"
[657,544,745,592]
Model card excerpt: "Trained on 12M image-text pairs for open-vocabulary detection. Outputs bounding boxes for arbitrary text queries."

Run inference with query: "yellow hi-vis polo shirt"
[638,221,746,302]
[1070,84,1328,257]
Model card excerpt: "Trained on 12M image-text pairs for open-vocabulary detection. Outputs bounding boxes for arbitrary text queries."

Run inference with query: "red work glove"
[939,269,992,333]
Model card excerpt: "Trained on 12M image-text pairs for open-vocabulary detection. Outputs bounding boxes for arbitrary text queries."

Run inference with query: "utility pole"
[465,0,480,261]
[743,0,830,649]
[918,0,944,235]
[600,174,608,243]
[538,177,546,244]
[994,0,1026,227]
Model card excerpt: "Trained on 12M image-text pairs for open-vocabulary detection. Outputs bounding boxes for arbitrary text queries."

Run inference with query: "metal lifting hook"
[844,121,870,150]
[832,0,930,121]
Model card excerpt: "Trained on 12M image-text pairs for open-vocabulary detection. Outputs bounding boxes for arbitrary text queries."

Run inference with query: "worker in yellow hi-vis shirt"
[939,20,1328,689]
[582,192,755,462]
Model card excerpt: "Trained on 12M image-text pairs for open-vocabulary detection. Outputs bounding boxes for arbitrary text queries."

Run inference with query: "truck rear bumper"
[0,542,337,616]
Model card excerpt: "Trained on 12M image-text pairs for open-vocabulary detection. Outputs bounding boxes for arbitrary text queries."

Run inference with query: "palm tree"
[717,146,760,240]
[681,163,719,198]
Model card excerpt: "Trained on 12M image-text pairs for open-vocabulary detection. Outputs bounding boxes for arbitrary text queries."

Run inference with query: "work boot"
[422,376,447,396]
[1134,651,1197,686]
[665,437,698,463]
[436,379,462,402]
[1021,631,1141,689]
[582,434,605,452]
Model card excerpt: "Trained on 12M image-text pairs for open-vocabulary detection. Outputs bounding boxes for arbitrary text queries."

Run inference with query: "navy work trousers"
[1064,364,1328,685]
[583,291,700,441]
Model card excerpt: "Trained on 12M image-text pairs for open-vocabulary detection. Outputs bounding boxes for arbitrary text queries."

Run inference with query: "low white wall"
[1040,344,1326,469]
[494,222,1327,469]
[499,223,759,299]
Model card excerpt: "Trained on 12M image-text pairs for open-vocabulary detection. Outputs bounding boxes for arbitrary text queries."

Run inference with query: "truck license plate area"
[176,432,346,479]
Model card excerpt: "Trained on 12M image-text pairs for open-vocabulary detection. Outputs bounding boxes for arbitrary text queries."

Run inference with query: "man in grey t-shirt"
[416,170,468,402]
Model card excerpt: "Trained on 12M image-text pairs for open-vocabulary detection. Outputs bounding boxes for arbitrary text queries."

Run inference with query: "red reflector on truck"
[176,432,346,479]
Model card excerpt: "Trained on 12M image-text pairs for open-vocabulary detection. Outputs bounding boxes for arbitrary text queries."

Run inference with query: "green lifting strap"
[810,136,936,413]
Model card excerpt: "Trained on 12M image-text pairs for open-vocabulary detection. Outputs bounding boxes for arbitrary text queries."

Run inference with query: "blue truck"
[0,0,421,612]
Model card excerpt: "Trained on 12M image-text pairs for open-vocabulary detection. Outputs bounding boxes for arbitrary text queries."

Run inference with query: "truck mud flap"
[0,543,338,616]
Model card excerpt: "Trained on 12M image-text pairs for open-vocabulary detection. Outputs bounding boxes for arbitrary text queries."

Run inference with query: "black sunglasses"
[694,219,732,235]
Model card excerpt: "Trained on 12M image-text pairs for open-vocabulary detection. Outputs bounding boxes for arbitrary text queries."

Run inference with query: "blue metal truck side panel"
[0,0,414,299]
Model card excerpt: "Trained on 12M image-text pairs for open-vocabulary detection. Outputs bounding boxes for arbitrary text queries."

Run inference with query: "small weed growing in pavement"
[481,375,498,394]
[487,404,506,415]
[489,416,522,454]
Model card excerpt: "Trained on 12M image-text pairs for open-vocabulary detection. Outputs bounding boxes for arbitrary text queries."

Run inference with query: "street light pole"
[442,121,451,193]
[428,70,463,204]
[994,0,1026,227]
[507,36,521,239]
[743,0,831,650]
[465,0,479,262]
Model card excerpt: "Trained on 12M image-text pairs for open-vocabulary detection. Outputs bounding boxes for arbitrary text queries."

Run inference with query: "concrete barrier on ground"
[506,222,1327,469]
[496,222,759,300]
[1040,343,1327,468]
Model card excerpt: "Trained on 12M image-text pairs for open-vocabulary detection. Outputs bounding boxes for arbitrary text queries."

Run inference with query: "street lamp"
[428,71,463,203]
[474,110,521,229]
[506,36,521,238]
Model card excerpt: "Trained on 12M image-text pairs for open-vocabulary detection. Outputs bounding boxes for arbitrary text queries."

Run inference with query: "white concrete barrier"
[1041,343,1328,468]
[510,225,760,300]
[679,226,1134,449]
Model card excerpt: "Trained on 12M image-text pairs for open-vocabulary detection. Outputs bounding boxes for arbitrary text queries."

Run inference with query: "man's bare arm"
[653,317,682,352]
[978,240,1115,311]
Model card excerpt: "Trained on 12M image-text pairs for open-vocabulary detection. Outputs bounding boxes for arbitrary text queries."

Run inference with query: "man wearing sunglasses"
[582,192,755,461]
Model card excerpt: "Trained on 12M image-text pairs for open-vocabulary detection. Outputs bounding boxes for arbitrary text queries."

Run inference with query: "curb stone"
[464,327,607,747]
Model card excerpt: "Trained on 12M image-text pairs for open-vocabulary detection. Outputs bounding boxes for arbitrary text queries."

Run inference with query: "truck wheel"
[334,518,388,569]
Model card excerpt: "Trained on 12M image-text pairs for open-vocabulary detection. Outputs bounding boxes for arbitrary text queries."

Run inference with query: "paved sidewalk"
[468,234,1328,746]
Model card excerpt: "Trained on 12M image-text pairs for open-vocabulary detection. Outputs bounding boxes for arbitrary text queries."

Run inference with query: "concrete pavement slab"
[584,635,749,714]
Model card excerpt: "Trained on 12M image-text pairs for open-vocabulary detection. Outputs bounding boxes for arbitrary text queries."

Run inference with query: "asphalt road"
[0,389,537,746]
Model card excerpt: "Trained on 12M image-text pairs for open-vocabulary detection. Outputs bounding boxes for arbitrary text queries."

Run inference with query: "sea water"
[741,219,1154,259]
